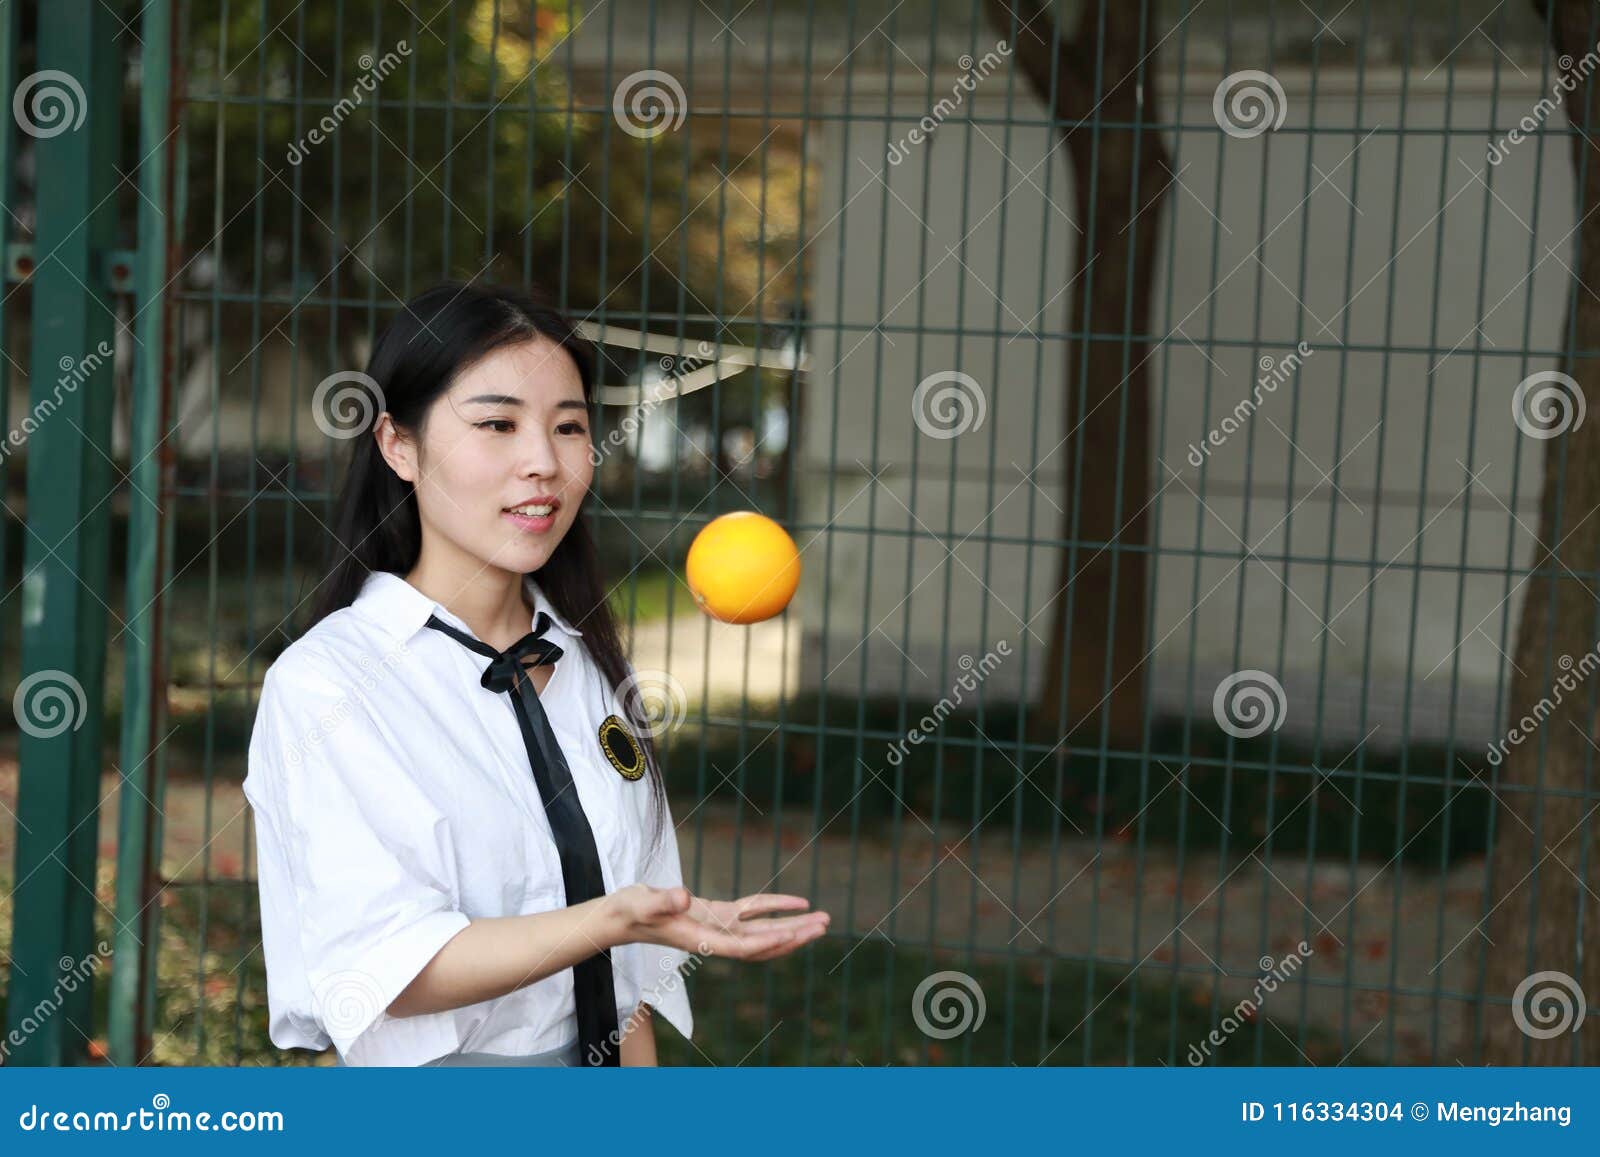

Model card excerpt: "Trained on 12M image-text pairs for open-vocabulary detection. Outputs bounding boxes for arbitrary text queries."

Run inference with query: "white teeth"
[508,504,554,517]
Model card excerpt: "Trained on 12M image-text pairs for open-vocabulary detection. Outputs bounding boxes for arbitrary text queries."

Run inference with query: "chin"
[497,546,553,575]
[504,536,561,573]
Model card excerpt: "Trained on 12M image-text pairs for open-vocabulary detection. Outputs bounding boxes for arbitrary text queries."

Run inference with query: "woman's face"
[382,335,594,579]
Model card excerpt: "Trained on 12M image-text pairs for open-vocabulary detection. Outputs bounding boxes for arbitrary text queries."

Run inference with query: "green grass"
[607,563,680,625]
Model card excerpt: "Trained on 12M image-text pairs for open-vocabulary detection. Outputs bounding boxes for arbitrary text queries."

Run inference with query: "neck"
[405,546,529,646]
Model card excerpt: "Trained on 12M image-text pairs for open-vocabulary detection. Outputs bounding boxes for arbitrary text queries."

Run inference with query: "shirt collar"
[354,570,584,646]
[522,573,584,639]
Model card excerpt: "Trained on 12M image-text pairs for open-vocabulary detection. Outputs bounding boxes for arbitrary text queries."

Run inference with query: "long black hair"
[306,281,668,852]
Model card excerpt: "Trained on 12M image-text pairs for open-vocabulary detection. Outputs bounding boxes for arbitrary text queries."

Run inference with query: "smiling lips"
[503,496,560,532]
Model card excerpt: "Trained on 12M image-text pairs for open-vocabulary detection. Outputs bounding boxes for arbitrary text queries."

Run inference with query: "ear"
[373,412,417,483]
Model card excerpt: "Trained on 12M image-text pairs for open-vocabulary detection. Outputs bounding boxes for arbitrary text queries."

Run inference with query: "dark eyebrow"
[461,395,588,411]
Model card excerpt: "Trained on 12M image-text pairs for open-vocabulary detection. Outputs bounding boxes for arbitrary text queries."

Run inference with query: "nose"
[518,425,561,480]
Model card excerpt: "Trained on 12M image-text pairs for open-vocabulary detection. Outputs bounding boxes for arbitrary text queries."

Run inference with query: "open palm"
[613,884,830,961]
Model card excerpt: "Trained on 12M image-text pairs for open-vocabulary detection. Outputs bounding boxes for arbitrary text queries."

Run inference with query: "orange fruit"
[685,511,801,624]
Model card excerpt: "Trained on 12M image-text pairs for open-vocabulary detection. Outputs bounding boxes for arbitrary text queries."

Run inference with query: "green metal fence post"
[5,0,126,1066]
[110,0,177,1069]
[0,0,18,681]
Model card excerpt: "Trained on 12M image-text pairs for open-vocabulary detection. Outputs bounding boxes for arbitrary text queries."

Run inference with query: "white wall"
[797,68,1574,746]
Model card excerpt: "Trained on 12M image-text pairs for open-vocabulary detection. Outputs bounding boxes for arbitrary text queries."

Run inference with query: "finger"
[746,923,828,961]
[647,886,692,919]
[746,935,818,962]
[732,893,814,919]
[713,932,793,960]
[741,912,830,935]
[741,917,828,958]
[700,925,798,960]
[686,897,740,934]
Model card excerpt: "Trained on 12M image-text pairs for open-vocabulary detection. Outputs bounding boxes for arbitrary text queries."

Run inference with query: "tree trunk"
[1480,0,1600,1066]
[983,0,1169,747]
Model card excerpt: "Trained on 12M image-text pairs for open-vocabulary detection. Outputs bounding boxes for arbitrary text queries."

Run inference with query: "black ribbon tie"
[425,610,621,1067]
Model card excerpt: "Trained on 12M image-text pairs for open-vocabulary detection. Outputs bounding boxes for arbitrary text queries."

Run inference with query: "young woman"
[243,282,829,1068]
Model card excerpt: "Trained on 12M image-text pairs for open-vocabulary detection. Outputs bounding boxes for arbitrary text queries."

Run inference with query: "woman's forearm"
[387,895,621,1018]
[618,1003,658,1065]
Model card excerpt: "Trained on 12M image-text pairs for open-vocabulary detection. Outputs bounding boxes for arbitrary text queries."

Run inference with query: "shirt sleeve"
[612,787,696,1044]
[245,648,474,1066]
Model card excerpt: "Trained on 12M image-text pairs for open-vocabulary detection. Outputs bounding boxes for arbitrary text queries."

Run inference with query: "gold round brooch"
[597,714,646,781]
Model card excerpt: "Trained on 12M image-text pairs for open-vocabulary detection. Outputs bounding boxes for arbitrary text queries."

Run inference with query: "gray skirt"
[335,1037,583,1067]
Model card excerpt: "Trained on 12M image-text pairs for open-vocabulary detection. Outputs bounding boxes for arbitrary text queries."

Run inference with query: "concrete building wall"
[796,69,1573,746]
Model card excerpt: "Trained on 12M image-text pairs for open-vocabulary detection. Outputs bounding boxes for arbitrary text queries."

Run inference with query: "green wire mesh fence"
[2,0,1597,1068]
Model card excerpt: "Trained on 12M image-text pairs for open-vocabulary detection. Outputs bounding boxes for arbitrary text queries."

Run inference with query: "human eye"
[557,419,588,435]
[476,418,515,433]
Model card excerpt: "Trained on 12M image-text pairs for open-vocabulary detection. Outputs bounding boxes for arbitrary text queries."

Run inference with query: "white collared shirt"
[243,569,693,1066]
